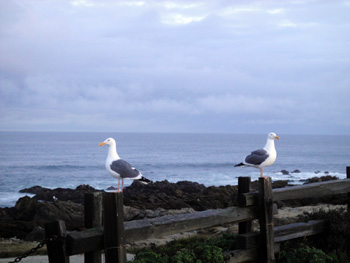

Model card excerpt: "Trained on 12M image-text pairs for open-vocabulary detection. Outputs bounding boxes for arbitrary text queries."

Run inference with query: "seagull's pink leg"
[121,179,124,192]
[260,168,269,179]
[117,179,120,193]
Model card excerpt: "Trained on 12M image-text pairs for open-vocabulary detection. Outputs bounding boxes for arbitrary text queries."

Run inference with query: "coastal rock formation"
[19,184,99,204]
[0,176,346,241]
[303,175,338,184]
[0,196,84,240]
[123,180,237,211]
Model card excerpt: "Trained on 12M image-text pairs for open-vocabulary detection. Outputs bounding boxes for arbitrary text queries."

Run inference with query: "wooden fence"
[44,167,350,263]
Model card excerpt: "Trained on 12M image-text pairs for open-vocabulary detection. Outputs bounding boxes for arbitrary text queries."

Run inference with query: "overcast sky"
[0,0,349,134]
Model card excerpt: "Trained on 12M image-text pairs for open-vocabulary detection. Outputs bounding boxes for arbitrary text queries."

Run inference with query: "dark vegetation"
[129,233,238,263]
[276,208,350,263]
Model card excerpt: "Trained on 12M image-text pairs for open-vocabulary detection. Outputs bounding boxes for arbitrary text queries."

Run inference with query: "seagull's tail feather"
[138,176,152,184]
[234,162,245,167]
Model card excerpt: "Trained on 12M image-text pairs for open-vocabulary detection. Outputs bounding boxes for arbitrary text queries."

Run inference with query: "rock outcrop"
[19,184,99,204]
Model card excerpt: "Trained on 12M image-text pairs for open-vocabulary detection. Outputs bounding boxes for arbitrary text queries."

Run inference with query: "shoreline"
[0,171,343,209]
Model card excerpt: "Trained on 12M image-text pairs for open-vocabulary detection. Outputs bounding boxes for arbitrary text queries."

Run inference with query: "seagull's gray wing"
[245,149,269,166]
[110,159,141,179]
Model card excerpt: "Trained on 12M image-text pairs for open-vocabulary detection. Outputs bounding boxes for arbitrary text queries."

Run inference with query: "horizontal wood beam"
[274,220,327,243]
[125,206,257,243]
[234,220,326,262]
[239,178,350,207]
[237,220,326,251]
[66,206,257,255]
[66,227,103,255]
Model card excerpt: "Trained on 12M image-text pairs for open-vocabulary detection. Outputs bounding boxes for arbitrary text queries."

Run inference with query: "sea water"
[0,131,349,207]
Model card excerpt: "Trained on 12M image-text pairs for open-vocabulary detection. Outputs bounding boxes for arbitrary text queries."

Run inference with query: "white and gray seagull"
[99,138,150,192]
[235,132,280,178]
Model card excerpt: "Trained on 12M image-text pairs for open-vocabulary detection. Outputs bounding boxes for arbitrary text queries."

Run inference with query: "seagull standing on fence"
[99,138,150,192]
[235,132,280,178]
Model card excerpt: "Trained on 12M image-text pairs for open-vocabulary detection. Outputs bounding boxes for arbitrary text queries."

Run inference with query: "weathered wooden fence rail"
[239,177,350,207]
[45,167,350,263]
[66,205,258,255]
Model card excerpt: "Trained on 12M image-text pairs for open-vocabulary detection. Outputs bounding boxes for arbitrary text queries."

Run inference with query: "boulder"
[20,184,100,204]
[24,226,45,242]
[123,180,237,211]
[304,175,338,184]
[0,196,83,240]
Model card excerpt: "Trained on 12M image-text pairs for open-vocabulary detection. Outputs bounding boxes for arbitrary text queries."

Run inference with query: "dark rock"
[0,196,83,239]
[123,180,236,211]
[272,180,290,188]
[20,184,101,204]
[176,180,206,193]
[19,185,45,195]
[25,226,45,241]
[303,175,338,184]
[280,170,289,175]
[291,170,301,173]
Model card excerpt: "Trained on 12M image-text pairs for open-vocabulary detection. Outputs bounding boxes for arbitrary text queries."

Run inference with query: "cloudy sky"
[0,0,349,134]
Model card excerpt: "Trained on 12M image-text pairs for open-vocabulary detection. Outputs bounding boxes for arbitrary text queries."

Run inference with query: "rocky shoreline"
[0,174,346,245]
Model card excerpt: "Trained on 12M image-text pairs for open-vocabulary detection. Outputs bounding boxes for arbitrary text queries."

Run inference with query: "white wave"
[0,192,35,208]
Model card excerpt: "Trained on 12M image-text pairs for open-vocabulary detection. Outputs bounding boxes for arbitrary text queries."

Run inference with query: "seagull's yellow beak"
[99,142,106,146]
[275,136,280,140]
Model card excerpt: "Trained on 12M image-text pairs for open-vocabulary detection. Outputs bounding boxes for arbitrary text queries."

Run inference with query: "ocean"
[0,131,349,208]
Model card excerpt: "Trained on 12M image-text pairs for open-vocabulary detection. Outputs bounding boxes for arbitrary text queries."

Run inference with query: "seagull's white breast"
[260,148,276,168]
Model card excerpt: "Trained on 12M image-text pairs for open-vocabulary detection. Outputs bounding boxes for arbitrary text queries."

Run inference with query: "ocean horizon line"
[1,130,350,137]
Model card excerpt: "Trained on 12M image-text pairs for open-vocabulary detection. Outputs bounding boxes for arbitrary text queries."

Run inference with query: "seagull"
[99,138,150,192]
[235,132,280,178]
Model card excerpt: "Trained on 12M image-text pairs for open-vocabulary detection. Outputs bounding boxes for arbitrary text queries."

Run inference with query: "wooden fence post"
[45,220,69,263]
[347,166,350,213]
[238,177,252,234]
[85,192,103,263]
[103,192,127,263]
[258,177,275,263]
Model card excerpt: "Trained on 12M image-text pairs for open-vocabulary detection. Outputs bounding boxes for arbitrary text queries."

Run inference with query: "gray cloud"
[0,0,349,134]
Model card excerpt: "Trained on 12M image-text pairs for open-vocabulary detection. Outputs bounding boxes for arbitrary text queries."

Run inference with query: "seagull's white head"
[268,132,280,140]
[99,138,116,147]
